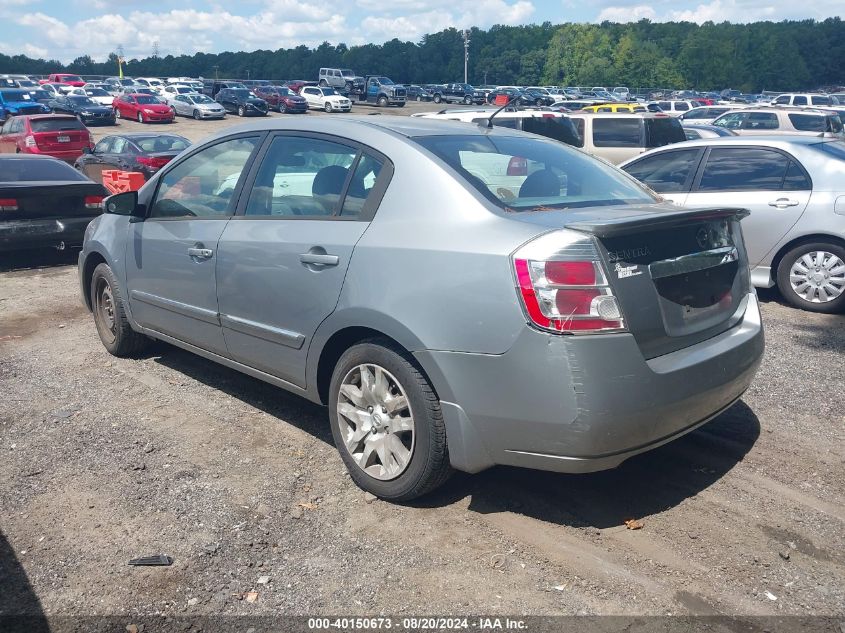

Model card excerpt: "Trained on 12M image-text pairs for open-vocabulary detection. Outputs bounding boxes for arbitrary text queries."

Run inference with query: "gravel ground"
[0,105,843,624]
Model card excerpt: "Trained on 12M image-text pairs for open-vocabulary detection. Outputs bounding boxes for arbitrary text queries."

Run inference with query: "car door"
[79,136,114,179]
[125,134,263,355]
[684,146,812,267]
[215,133,390,387]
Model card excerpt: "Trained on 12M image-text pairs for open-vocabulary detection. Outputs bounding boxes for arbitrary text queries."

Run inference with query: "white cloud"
[595,0,844,23]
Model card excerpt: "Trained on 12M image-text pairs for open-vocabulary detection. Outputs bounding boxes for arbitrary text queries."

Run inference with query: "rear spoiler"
[565,207,749,238]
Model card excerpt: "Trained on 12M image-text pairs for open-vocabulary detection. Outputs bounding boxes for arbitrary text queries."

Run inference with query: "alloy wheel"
[789,251,845,303]
[137,112,144,123]
[336,363,415,481]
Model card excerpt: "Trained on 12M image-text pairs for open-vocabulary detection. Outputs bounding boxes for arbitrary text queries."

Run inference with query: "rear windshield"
[0,157,87,182]
[414,134,655,212]
[135,136,190,152]
[646,117,686,147]
[30,118,86,132]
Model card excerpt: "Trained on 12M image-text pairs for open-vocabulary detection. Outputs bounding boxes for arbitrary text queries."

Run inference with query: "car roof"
[642,135,837,149]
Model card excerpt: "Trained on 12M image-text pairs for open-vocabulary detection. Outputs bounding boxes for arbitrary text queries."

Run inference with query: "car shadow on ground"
[150,342,760,530]
[0,248,79,273]
[420,400,761,530]
[0,529,49,632]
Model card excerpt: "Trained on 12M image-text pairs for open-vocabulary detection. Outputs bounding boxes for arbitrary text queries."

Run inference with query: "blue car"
[0,88,49,123]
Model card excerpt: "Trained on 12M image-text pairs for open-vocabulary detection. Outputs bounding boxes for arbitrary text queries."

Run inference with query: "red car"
[39,73,87,88]
[0,114,93,162]
[113,94,174,123]
[252,85,308,113]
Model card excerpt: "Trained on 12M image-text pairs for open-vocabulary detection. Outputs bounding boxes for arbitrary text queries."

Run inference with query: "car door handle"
[188,247,213,260]
[768,198,800,208]
[299,253,339,266]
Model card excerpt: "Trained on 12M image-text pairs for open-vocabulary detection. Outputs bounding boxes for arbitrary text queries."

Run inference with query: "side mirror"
[104,191,144,220]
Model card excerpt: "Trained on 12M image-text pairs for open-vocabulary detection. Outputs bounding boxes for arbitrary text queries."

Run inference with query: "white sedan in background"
[300,86,351,112]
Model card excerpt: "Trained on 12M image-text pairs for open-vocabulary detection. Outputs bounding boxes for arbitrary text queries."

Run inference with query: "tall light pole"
[463,29,470,84]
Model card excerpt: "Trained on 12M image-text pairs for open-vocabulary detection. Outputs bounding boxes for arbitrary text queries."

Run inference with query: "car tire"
[776,242,845,313]
[377,95,388,107]
[324,102,332,113]
[328,339,452,502]
[279,103,286,114]
[433,94,442,104]
[535,98,544,106]
[193,109,201,120]
[319,79,328,87]
[137,112,144,123]
[464,95,472,105]
[416,95,422,102]
[114,108,121,119]
[90,263,150,357]
[238,106,245,117]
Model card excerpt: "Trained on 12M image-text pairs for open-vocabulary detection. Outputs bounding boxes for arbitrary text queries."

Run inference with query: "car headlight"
[81,111,92,116]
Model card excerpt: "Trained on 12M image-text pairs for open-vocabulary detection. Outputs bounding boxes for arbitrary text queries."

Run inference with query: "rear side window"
[782,162,811,190]
[792,96,808,106]
[623,148,702,193]
[827,116,844,134]
[675,102,689,111]
[521,117,581,148]
[593,118,641,147]
[697,147,790,192]
[810,96,830,105]
[645,117,685,147]
[29,118,85,132]
[788,113,825,132]
[742,112,779,130]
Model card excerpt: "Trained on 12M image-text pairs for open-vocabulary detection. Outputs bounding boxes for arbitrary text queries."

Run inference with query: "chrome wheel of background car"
[464,95,472,104]
[193,109,201,120]
[336,363,415,481]
[433,94,441,104]
[238,106,245,116]
[114,108,120,119]
[378,96,388,107]
[93,276,116,345]
[279,103,286,114]
[137,112,144,123]
[789,251,845,303]
[324,102,332,112]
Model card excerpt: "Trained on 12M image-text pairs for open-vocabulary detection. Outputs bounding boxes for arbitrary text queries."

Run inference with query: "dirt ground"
[1,104,844,625]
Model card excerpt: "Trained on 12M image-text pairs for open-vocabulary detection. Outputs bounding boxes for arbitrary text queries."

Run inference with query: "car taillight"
[0,198,19,211]
[137,156,171,169]
[24,135,37,147]
[506,157,527,176]
[513,230,624,333]
[84,195,104,209]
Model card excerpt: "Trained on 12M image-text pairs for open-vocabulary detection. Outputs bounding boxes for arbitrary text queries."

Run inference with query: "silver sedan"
[621,136,845,312]
[169,93,226,120]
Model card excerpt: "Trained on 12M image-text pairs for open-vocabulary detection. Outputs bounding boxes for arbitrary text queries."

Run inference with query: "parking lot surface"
[0,101,843,619]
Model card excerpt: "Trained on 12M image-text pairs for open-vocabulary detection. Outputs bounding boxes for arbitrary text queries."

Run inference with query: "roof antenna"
[483,96,516,129]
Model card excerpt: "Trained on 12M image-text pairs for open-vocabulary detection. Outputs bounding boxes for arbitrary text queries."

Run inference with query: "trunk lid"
[514,205,751,358]
[0,182,105,220]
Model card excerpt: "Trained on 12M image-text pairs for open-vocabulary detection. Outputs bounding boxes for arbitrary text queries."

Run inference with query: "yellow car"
[580,103,646,113]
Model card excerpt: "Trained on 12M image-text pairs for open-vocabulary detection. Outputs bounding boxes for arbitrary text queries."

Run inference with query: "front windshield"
[136,96,161,105]
[341,70,355,77]
[414,134,655,212]
[86,89,109,96]
[69,96,96,106]
[191,95,215,104]
[29,90,50,100]
[277,88,292,96]
[64,75,83,83]
[321,87,337,96]
[0,90,29,101]
[377,77,394,85]
[230,89,251,98]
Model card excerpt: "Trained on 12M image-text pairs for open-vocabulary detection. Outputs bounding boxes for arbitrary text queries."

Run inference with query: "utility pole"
[463,29,470,84]
[213,65,219,80]
[152,41,159,58]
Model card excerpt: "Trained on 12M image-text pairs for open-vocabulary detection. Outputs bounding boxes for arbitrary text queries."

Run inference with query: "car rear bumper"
[23,147,87,162]
[415,292,764,474]
[0,215,99,251]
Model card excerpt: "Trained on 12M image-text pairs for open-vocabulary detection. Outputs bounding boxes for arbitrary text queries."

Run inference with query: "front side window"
[697,147,790,192]
[792,96,808,105]
[592,118,642,147]
[151,136,260,219]
[622,148,702,193]
[244,136,359,217]
[775,96,790,104]
[713,112,747,129]
[415,134,655,212]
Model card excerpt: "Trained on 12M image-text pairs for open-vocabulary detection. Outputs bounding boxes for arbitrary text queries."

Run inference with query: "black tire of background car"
[397,102,406,107]
[137,112,144,123]
[114,108,121,119]
[328,339,452,501]
[776,241,845,314]
[325,102,332,112]
[378,96,388,107]
[464,95,472,104]
[90,263,151,357]
[319,79,328,87]
[193,110,201,120]
[238,106,245,117]
[279,103,286,114]
[433,94,442,104]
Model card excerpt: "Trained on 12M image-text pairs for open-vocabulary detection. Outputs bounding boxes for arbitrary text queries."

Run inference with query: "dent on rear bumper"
[415,293,764,474]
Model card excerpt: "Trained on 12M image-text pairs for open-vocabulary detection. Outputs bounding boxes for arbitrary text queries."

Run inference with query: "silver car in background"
[78,117,764,500]
[169,93,226,120]
[621,136,845,312]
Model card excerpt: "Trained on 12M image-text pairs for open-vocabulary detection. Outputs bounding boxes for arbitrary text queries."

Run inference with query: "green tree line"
[2,18,843,91]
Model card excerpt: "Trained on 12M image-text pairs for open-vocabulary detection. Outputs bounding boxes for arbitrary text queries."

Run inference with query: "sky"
[0,0,842,63]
